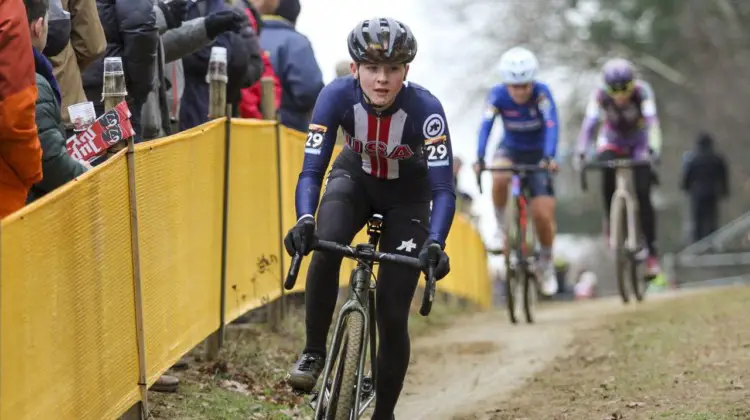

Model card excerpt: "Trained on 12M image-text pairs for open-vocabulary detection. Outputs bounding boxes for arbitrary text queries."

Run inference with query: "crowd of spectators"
[0,0,323,390]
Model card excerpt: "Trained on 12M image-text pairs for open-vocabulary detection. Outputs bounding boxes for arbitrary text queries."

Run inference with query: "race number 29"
[425,137,450,167]
[305,124,327,155]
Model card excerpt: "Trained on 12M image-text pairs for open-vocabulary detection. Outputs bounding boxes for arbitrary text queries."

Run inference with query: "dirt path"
[397,290,708,420]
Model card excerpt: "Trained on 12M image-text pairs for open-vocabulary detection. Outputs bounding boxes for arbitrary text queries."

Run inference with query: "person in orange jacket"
[237,0,282,119]
[0,0,43,219]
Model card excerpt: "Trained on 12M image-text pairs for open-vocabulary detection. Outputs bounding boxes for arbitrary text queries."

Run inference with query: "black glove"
[204,10,248,39]
[283,216,317,256]
[418,240,450,280]
[157,0,188,29]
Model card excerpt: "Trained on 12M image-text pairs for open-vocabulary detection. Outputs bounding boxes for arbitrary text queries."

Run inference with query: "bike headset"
[347,18,418,110]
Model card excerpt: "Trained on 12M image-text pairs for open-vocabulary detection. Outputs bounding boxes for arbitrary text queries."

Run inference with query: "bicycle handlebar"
[476,163,553,194]
[284,240,441,316]
[579,159,652,191]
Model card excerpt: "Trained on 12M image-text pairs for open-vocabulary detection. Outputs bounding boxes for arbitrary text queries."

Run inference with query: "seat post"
[367,214,384,247]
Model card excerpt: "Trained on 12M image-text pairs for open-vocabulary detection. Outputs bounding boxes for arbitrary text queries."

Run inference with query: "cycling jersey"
[577,79,662,156]
[476,82,560,161]
[296,76,456,246]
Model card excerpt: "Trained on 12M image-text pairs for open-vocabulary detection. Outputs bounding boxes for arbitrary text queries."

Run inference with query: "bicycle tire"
[504,191,520,325]
[505,268,518,324]
[629,254,644,302]
[522,268,536,323]
[630,217,646,303]
[331,312,364,420]
[613,204,630,304]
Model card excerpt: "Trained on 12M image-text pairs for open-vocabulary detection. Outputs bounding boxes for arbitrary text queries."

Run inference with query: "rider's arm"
[476,87,501,162]
[538,84,560,158]
[423,98,457,248]
[639,81,662,156]
[576,91,602,154]
[295,81,345,220]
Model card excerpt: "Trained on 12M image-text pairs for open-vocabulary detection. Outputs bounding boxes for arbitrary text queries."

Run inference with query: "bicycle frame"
[510,173,536,264]
[315,218,381,419]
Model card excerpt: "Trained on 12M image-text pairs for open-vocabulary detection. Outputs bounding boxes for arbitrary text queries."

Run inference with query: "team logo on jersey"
[422,113,445,139]
[349,138,415,160]
[483,105,498,119]
[501,109,520,117]
[424,135,446,145]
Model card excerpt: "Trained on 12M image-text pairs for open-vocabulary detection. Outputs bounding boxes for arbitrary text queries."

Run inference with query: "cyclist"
[474,46,560,297]
[283,17,454,419]
[575,57,662,277]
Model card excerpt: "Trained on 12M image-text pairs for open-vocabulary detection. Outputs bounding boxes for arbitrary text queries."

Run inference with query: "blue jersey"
[476,82,559,161]
[296,76,456,246]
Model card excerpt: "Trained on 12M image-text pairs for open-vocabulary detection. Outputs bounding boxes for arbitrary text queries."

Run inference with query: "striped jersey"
[295,76,456,245]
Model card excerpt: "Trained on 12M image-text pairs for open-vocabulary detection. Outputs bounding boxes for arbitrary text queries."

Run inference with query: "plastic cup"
[206,47,228,83]
[103,57,124,75]
[102,56,127,97]
[68,101,96,132]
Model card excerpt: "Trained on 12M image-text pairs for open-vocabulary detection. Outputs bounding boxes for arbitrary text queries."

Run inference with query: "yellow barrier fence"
[0,118,489,420]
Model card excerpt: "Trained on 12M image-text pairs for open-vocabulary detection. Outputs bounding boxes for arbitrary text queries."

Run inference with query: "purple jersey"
[577,79,662,156]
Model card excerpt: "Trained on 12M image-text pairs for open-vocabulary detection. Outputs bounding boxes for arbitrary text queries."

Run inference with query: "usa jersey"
[295,76,456,246]
[476,82,560,161]
[577,79,662,155]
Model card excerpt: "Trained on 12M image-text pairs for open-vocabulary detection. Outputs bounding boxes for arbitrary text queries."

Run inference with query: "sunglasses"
[606,81,634,94]
[508,83,533,92]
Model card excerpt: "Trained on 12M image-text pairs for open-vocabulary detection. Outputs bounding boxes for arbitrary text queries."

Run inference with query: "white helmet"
[498,47,539,84]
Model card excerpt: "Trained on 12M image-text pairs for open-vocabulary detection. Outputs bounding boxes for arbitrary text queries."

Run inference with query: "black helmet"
[347,18,417,64]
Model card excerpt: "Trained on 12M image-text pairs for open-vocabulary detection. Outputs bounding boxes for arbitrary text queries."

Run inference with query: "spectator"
[0,0,43,219]
[142,0,250,140]
[236,0,282,120]
[179,0,263,130]
[260,0,324,132]
[333,60,350,145]
[453,157,474,215]
[335,60,350,78]
[82,0,159,143]
[24,0,89,203]
[681,131,729,243]
[47,0,106,138]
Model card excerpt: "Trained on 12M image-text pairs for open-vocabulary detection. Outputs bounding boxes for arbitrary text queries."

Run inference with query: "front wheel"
[326,312,364,420]
[522,268,537,324]
[505,267,519,325]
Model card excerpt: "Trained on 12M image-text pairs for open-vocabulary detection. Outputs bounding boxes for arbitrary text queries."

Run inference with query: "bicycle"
[580,159,652,304]
[284,214,440,420]
[477,164,551,324]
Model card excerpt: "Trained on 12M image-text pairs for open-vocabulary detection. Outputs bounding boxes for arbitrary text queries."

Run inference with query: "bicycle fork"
[314,270,377,419]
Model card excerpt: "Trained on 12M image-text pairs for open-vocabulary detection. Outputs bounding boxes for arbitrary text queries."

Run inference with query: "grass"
[485,286,750,420]
[147,291,472,420]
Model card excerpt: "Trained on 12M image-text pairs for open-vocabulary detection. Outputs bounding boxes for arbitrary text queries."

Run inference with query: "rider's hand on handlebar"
[283,216,317,256]
[473,158,485,177]
[418,239,450,280]
[572,152,586,172]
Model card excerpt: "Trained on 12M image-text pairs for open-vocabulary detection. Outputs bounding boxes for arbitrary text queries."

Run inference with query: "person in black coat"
[82,0,159,143]
[681,132,729,242]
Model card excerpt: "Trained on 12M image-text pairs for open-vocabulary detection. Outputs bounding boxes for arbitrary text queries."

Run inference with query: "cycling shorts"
[493,146,554,198]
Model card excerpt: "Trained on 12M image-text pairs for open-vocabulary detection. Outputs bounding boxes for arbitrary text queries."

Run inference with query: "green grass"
[488,286,750,419]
